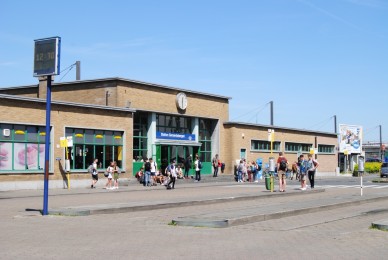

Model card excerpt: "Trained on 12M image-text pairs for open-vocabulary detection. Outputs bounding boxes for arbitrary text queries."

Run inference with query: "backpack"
[87,164,93,174]
[257,164,261,172]
[279,159,287,170]
[198,160,202,169]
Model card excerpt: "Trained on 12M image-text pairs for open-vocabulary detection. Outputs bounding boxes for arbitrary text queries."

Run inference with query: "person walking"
[277,152,288,192]
[194,154,201,182]
[90,158,99,188]
[237,160,244,183]
[104,161,114,190]
[143,158,151,187]
[166,160,177,189]
[212,154,220,177]
[307,154,319,189]
[184,155,192,179]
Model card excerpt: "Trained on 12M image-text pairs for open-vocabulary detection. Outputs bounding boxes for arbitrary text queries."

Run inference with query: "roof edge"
[224,121,338,137]
[0,93,136,113]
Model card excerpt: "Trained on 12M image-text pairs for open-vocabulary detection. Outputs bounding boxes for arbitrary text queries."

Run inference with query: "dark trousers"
[195,170,201,181]
[167,176,176,188]
[184,169,190,178]
[213,166,219,177]
[308,170,315,188]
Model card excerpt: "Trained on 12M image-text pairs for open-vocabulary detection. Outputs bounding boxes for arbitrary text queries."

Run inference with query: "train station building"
[0,77,338,190]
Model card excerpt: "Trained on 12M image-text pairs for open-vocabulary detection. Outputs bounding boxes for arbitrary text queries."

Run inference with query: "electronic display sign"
[33,37,61,76]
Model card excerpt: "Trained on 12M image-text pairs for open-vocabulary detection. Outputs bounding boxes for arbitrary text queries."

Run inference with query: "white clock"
[176,92,188,110]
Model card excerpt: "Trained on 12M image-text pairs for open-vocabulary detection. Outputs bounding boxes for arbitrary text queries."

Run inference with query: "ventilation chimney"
[76,61,81,80]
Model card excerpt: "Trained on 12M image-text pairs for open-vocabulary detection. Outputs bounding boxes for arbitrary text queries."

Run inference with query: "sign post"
[34,37,61,215]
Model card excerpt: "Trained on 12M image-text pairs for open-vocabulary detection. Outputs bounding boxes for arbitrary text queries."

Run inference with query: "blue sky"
[1,0,387,141]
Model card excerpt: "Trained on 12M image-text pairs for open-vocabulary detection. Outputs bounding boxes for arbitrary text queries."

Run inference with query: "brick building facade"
[0,77,338,190]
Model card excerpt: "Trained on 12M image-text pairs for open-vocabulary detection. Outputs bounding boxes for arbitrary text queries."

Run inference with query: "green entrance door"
[159,145,198,175]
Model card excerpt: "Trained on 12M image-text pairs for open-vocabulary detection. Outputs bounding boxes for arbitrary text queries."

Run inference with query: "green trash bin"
[265,172,273,190]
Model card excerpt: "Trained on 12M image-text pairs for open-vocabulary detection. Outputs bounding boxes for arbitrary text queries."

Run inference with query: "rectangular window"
[285,142,312,152]
[318,144,335,154]
[66,128,124,170]
[0,123,48,173]
[133,112,149,161]
[156,113,192,134]
[199,119,214,162]
[251,140,281,152]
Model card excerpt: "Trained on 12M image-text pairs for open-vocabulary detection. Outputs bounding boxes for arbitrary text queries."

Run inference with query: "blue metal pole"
[42,76,52,215]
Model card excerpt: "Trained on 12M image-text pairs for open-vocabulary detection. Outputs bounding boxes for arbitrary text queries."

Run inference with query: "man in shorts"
[277,152,288,192]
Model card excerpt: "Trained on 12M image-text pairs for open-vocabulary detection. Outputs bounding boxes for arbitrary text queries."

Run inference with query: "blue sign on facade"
[156,131,195,141]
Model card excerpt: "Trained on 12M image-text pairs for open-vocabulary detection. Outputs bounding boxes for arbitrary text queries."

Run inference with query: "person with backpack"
[89,158,99,188]
[194,154,201,182]
[277,152,288,192]
[307,154,319,189]
[143,158,151,187]
[112,161,121,190]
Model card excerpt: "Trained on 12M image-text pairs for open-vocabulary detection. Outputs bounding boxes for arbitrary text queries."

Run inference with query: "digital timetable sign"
[33,37,61,77]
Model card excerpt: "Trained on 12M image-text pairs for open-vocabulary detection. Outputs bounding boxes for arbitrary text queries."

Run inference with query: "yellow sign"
[344,149,349,155]
[60,137,68,148]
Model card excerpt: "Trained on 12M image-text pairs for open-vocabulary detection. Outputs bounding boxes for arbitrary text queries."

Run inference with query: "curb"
[371,219,388,231]
[47,189,325,216]
[172,195,388,228]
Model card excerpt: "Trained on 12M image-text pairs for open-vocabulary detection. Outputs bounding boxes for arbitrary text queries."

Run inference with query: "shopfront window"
[66,128,124,170]
[0,123,47,173]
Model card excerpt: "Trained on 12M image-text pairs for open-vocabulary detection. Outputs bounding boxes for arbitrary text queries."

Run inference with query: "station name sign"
[156,131,196,141]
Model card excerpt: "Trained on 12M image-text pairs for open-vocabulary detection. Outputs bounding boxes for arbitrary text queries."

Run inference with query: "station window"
[65,128,123,170]
[0,123,47,173]
[251,140,281,152]
[285,142,312,152]
[199,119,213,162]
[156,114,192,134]
[318,144,335,154]
[133,112,148,161]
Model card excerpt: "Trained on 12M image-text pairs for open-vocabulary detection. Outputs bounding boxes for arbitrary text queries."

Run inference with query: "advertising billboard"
[339,124,363,154]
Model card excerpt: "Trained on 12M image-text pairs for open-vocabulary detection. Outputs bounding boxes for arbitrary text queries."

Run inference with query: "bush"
[365,162,381,173]
[353,162,381,173]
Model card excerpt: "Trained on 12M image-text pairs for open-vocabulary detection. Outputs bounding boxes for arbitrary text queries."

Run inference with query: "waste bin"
[265,172,273,190]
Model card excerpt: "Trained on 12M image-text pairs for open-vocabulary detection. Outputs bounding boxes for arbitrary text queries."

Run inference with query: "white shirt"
[92,162,98,175]
[195,159,200,171]
[150,161,157,172]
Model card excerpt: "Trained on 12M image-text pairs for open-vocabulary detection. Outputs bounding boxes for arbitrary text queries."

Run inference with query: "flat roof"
[0,77,232,101]
[224,121,338,137]
[0,93,136,113]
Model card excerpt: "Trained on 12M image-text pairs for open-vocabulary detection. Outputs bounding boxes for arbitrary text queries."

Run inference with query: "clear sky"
[1,0,387,142]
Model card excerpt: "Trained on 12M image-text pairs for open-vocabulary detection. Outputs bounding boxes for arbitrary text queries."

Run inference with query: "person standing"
[104,161,114,190]
[212,154,220,177]
[194,154,201,182]
[143,158,151,187]
[184,155,192,179]
[112,161,121,190]
[298,154,308,190]
[90,158,99,188]
[150,158,157,186]
[307,154,319,189]
[277,152,288,192]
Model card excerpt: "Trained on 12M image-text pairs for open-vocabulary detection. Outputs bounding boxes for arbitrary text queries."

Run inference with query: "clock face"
[176,92,188,110]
